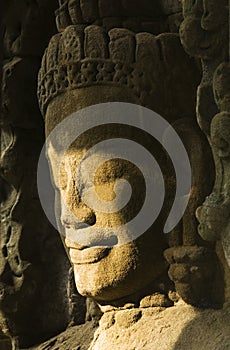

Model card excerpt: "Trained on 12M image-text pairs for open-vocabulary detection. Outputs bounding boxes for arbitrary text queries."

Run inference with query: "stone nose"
[60,174,96,227]
[61,204,96,229]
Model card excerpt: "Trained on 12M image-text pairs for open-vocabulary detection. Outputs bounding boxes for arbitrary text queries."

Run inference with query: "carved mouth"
[69,247,110,264]
[64,226,119,248]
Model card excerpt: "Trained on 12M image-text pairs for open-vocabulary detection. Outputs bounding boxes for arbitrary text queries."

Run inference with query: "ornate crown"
[38,24,162,116]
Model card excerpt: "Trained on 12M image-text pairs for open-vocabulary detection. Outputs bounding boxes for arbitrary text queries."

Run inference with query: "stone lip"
[69,247,110,264]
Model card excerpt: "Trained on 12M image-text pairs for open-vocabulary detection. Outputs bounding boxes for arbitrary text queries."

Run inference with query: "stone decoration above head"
[38,24,200,121]
[55,0,182,34]
[38,25,137,116]
[57,0,162,24]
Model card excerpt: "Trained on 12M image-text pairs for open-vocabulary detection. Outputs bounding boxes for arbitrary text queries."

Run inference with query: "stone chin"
[73,264,129,302]
[72,255,138,301]
[70,237,167,303]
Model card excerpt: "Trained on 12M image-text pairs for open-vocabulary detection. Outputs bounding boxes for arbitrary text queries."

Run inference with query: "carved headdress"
[38,24,160,116]
[37,0,197,119]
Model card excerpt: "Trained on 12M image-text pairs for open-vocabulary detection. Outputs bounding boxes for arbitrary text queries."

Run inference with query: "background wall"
[0,1,86,349]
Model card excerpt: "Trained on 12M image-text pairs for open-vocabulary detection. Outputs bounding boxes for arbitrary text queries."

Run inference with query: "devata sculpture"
[35,1,230,348]
[1,0,229,349]
[38,21,219,307]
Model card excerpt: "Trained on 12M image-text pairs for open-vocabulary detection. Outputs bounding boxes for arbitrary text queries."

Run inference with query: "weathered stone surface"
[167,12,183,33]
[179,1,230,272]
[180,0,228,135]
[38,25,200,121]
[38,19,221,314]
[0,330,12,350]
[88,303,230,350]
[32,303,230,350]
[196,63,230,268]
[1,0,230,349]
[84,25,108,58]
[2,57,42,128]
[55,0,183,34]
[3,0,58,57]
[28,321,98,350]
[161,0,181,15]
[140,293,173,308]
[1,1,88,348]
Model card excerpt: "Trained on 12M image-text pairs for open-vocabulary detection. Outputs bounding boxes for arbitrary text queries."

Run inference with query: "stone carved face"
[45,88,168,302]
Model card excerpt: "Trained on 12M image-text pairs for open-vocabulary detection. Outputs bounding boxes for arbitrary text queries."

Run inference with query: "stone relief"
[180,0,230,268]
[1,1,85,349]
[36,1,230,348]
[196,63,230,267]
[38,21,222,310]
[1,0,230,349]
